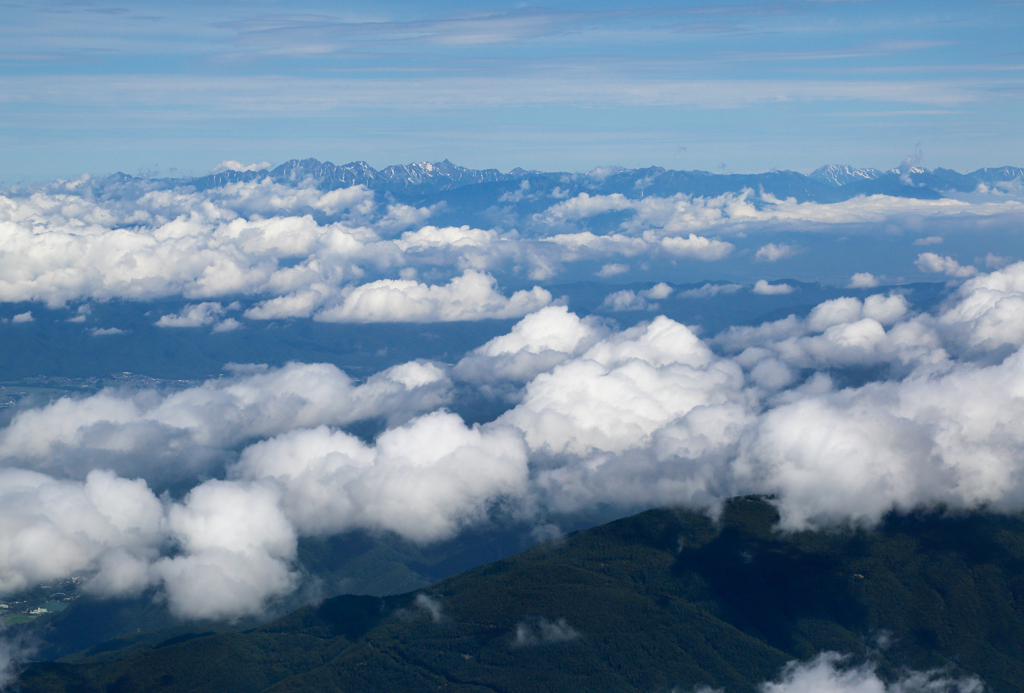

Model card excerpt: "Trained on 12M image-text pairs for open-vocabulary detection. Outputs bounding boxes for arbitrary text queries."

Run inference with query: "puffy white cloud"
[314,270,551,323]
[601,290,648,311]
[0,360,451,483]
[915,252,978,278]
[537,192,634,223]
[760,653,982,693]
[10,311,32,323]
[3,179,1019,312]
[600,283,674,311]
[755,243,797,262]
[716,294,942,375]
[848,272,879,288]
[0,469,162,595]
[913,235,944,246]
[936,261,1024,351]
[396,225,496,252]
[155,302,227,327]
[0,183,387,307]
[232,411,529,542]
[501,317,747,457]
[152,480,298,620]
[244,287,329,320]
[212,317,241,332]
[753,280,794,295]
[660,234,734,260]
[0,467,302,620]
[596,263,629,277]
[453,305,608,390]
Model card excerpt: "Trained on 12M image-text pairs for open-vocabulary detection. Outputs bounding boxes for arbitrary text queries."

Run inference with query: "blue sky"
[2,0,1023,182]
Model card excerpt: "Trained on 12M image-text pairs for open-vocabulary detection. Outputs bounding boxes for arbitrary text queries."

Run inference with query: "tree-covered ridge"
[19,498,1024,692]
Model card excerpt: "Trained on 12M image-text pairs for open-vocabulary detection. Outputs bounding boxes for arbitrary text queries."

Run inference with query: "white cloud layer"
[5,177,1019,318]
[314,270,551,323]
[0,183,552,320]
[6,261,1024,620]
[0,361,450,483]
[536,189,1024,236]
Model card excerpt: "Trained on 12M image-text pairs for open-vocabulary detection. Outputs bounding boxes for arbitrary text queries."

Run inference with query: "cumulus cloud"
[660,234,734,260]
[151,479,297,620]
[232,411,529,541]
[314,270,551,323]
[244,287,329,320]
[453,305,608,391]
[936,261,1024,351]
[0,182,389,307]
[753,280,795,295]
[715,293,933,376]
[396,225,496,252]
[848,273,879,288]
[596,263,629,277]
[760,652,982,693]
[10,312,32,323]
[0,468,300,620]
[212,317,241,332]
[738,349,1024,527]
[2,178,1021,313]
[755,243,797,262]
[915,253,978,278]
[501,316,746,458]
[0,469,163,595]
[155,302,227,327]
[913,235,943,246]
[0,360,451,483]
[600,283,673,311]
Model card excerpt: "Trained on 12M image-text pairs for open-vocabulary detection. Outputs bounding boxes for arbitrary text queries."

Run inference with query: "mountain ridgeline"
[18,498,1024,693]
[93,159,1024,207]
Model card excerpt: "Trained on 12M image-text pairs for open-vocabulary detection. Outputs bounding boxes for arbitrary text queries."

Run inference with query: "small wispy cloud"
[752,279,794,295]
[512,617,580,647]
[755,243,797,262]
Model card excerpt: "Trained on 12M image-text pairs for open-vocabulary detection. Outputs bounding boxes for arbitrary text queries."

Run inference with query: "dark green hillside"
[19,498,1024,692]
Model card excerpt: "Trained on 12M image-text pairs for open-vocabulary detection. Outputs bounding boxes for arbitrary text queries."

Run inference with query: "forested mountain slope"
[20,497,1024,692]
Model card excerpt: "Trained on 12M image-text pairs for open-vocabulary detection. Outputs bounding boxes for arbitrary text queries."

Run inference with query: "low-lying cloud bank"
[5,261,1024,620]
[2,177,1022,316]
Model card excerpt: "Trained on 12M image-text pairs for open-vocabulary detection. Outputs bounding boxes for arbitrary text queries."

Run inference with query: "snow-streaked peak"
[810,164,883,186]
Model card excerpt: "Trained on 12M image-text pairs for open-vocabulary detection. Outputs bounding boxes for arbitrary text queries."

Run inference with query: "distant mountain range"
[94,160,1024,207]
[18,498,1024,692]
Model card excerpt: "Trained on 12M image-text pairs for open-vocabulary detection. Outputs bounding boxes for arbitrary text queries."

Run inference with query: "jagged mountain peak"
[810,164,883,186]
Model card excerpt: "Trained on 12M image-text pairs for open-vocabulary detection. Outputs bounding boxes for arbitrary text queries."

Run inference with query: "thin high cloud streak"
[6,264,1024,618]
[2,179,1023,313]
